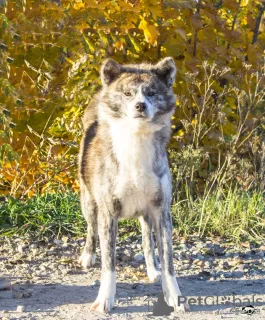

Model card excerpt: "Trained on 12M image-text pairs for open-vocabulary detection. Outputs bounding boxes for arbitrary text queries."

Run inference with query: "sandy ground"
[1,236,265,319]
[2,266,265,319]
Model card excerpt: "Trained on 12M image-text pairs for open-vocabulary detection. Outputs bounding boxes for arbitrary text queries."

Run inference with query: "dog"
[78,57,187,313]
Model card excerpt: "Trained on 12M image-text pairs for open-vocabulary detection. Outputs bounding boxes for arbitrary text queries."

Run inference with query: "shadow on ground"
[1,274,265,315]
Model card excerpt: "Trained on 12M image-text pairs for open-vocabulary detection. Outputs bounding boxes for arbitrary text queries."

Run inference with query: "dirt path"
[1,236,265,319]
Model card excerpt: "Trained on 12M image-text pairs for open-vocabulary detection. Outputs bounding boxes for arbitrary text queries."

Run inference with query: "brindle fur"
[78,57,188,313]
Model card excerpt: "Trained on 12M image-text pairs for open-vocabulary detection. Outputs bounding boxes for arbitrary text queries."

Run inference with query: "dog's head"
[99,58,176,131]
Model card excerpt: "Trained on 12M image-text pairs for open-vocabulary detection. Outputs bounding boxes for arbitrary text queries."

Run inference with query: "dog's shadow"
[2,275,265,315]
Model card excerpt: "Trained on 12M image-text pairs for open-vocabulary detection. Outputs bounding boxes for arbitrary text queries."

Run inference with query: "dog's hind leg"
[139,215,160,282]
[78,181,97,268]
[91,211,118,312]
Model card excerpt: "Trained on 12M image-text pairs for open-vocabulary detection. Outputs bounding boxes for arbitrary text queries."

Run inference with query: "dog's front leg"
[91,211,118,313]
[154,205,189,312]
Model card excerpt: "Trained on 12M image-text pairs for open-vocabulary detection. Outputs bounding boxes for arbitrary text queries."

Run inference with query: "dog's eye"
[124,92,132,97]
[147,92,155,97]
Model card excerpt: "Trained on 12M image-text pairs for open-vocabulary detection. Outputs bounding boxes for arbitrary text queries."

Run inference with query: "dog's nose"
[135,102,146,112]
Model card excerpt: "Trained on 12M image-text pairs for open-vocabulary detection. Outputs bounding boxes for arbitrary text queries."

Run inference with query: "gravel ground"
[1,234,265,319]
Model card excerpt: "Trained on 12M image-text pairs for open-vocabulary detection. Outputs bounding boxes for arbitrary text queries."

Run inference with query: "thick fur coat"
[78,57,188,313]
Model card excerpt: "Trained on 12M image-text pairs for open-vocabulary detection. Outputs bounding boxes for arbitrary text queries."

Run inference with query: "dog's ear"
[101,59,122,86]
[152,57,177,87]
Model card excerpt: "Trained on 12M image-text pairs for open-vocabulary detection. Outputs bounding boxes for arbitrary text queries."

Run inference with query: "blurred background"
[1,0,265,240]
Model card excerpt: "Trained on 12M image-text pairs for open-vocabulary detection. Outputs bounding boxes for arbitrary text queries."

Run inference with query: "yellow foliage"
[138,18,159,45]
[241,0,249,7]
[0,0,265,198]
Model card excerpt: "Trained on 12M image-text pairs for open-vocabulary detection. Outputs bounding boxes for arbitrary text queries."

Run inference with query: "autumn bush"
[1,0,265,239]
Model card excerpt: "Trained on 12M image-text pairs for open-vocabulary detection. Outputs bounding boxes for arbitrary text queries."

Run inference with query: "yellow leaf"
[128,34,141,53]
[241,0,248,7]
[176,129,184,137]
[139,18,159,45]
[82,34,95,53]
[73,1,85,10]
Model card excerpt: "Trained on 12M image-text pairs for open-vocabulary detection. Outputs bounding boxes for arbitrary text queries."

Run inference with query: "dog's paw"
[91,296,115,313]
[147,268,161,283]
[78,251,96,268]
[162,274,189,312]
[91,271,116,313]
[165,294,189,313]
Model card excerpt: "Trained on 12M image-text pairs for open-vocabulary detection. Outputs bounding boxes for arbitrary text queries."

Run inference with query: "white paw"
[91,296,115,313]
[91,271,116,313]
[162,274,189,312]
[147,268,161,282]
[78,251,96,268]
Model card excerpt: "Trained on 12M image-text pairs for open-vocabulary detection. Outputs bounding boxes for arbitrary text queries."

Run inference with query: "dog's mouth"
[134,115,148,119]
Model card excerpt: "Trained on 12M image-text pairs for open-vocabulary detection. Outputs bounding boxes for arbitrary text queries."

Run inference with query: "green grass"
[0,192,86,238]
[1,188,265,242]
[171,187,265,242]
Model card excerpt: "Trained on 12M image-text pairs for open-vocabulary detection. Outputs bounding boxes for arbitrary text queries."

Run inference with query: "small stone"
[17,244,27,253]
[121,249,133,262]
[197,260,204,267]
[13,291,23,299]
[179,264,190,271]
[192,250,200,256]
[204,261,212,268]
[233,271,244,278]
[214,246,225,256]
[39,265,46,271]
[46,250,57,256]
[134,254,144,262]
[0,282,12,291]
[58,265,66,271]
[228,258,243,267]
[202,248,214,255]
[224,272,232,278]
[16,305,25,312]
[257,251,265,257]
[196,242,204,249]
[179,243,188,250]
[62,236,69,243]
[32,249,39,256]
[54,239,62,246]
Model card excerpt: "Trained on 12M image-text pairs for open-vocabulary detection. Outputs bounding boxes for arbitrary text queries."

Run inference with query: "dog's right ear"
[100,59,122,86]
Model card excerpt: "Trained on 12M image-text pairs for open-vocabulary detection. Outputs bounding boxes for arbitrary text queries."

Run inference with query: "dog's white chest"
[110,125,160,217]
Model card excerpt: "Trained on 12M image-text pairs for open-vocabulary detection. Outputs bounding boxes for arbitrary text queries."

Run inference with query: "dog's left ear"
[152,57,177,87]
